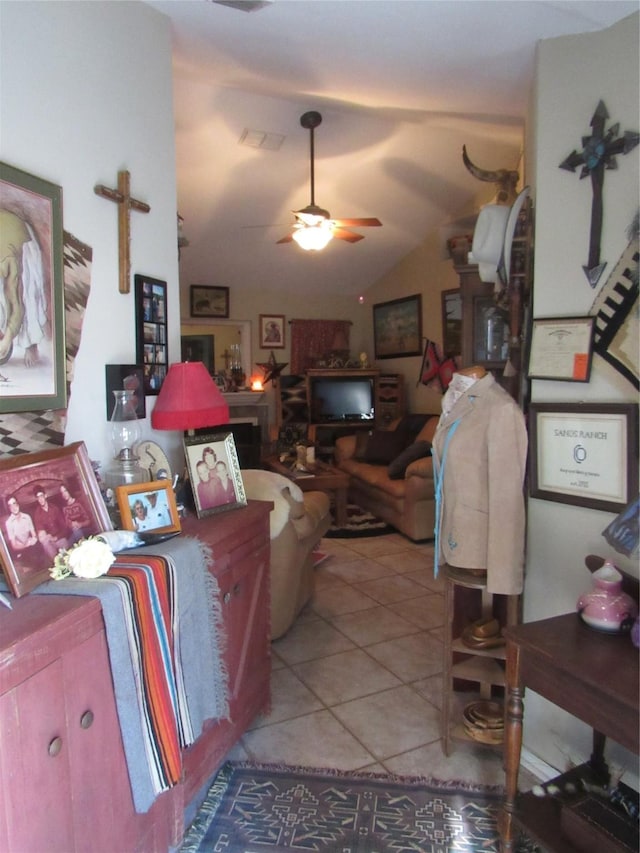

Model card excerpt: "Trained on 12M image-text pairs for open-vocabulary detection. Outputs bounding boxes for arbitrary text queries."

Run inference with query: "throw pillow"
[363,430,410,465]
[353,430,372,460]
[394,413,430,437]
[388,440,432,479]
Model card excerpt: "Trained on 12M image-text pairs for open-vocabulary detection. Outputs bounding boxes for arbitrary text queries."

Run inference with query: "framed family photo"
[0,442,112,597]
[0,161,66,412]
[183,432,247,518]
[373,294,423,359]
[259,314,285,349]
[115,480,181,536]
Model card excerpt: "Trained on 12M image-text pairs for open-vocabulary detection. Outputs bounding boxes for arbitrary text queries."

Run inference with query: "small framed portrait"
[0,442,112,597]
[115,481,181,536]
[259,314,286,349]
[190,285,230,319]
[183,432,247,519]
[105,364,146,419]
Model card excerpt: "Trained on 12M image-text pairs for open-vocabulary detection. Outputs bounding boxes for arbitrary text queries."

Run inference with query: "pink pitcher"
[577,561,638,633]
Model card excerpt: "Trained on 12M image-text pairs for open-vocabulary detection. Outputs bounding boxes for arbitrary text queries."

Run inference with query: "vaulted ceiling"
[148,0,638,297]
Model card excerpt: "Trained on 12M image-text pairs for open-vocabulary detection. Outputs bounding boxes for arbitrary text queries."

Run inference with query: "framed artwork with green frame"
[0,161,66,412]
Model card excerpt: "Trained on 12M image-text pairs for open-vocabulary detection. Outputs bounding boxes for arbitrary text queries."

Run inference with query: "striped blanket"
[33,536,228,813]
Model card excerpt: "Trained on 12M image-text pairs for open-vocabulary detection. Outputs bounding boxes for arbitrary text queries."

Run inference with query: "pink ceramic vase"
[577,562,638,633]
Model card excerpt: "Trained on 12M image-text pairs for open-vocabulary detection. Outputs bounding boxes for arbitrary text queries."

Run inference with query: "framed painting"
[190,285,229,319]
[373,294,423,359]
[181,334,215,373]
[183,431,247,519]
[529,402,638,513]
[0,161,66,412]
[134,274,168,395]
[259,314,285,349]
[0,442,112,597]
[105,364,146,419]
[115,480,181,536]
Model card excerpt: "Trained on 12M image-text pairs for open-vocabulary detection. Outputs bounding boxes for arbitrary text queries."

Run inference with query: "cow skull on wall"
[462,145,519,205]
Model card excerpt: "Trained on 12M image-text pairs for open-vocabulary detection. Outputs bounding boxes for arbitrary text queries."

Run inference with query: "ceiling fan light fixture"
[292,223,333,251]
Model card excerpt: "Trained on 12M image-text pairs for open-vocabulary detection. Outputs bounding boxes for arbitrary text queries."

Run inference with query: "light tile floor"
[228,531,537,790]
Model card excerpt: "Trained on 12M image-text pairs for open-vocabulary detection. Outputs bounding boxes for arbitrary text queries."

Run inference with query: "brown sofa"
[334,415,438,542]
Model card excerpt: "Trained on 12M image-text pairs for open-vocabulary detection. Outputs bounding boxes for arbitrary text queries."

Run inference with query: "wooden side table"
[262,456,349,528]
[500,612,639,852]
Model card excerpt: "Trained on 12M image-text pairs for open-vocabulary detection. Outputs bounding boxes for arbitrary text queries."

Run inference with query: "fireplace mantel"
[223,391,269,443]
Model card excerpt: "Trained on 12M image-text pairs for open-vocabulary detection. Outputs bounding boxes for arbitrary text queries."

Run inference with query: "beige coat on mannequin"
[432,371,527,595]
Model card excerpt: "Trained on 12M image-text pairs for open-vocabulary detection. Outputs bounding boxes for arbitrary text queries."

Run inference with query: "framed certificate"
[527,316,594,381]
[529,403,638,512]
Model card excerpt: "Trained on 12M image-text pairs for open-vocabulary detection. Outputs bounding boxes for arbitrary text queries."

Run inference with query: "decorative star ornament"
[256,351,288,385]
[559,100,639,287]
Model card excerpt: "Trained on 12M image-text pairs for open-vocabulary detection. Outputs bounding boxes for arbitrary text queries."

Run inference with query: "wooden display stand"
[441,563,519,756]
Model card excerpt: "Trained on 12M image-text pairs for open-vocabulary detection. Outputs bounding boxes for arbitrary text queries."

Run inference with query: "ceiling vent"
[210,1,272,12]
[239,129,285,151]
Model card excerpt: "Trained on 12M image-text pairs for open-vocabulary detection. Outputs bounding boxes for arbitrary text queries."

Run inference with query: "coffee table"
[263,456,349,528]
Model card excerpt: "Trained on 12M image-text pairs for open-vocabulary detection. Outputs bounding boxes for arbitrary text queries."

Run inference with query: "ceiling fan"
[277,111,382,250]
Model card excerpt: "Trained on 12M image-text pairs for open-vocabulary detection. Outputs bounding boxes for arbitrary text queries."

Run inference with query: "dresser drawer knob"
[80,710,94,729]
[48,736,63,757]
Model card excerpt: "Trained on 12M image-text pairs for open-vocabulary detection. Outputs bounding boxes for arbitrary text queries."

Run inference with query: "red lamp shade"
[151,362,229,431]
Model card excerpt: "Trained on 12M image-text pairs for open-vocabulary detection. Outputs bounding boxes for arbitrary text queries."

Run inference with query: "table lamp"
[151,361,229,434]
[152,362,230,509]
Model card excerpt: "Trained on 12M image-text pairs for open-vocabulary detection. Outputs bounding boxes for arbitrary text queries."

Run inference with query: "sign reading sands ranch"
[537,412,626,504]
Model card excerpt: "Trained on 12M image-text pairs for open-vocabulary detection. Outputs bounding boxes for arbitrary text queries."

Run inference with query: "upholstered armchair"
[241,469,331,639]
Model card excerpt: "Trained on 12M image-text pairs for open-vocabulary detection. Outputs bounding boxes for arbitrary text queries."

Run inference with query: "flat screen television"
[309,377,375,424]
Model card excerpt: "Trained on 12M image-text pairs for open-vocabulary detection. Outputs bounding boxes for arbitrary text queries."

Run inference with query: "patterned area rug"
[180,762,538,852]
[325,503,393,538]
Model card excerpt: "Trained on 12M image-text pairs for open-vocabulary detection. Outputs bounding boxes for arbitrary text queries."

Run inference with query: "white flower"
[49,536,115,581]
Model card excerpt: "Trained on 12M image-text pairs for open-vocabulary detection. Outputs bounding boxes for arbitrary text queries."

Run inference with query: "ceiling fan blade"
[331,227,365,243]
[332,217,382,228]
[276,232,294,244]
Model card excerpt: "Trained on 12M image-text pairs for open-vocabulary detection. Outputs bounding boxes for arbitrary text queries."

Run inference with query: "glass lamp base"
[103,458,149,489]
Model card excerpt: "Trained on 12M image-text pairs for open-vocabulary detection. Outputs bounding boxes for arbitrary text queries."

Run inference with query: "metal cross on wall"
[559,100,639,287]
[94,170,150,294]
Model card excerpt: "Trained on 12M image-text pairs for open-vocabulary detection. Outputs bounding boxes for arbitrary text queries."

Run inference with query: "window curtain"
[289,319,351,374]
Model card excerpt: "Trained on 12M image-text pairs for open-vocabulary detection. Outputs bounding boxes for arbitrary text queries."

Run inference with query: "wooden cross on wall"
[94,170,150,294]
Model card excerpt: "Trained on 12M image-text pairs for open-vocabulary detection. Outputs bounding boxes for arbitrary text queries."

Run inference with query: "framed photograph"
[373,294,423,359]
[134,274,168,395]
[190,285,229,319]
[181,334,214,373]
[0,161,66,412]
[441,289,462,356]
[115,480,181,536]
[183,431,247,519]
[529,403,638,513]
[259,314,285,349]
[105,364,146,419]
[0,442,112,598]
[528,316,595,382]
